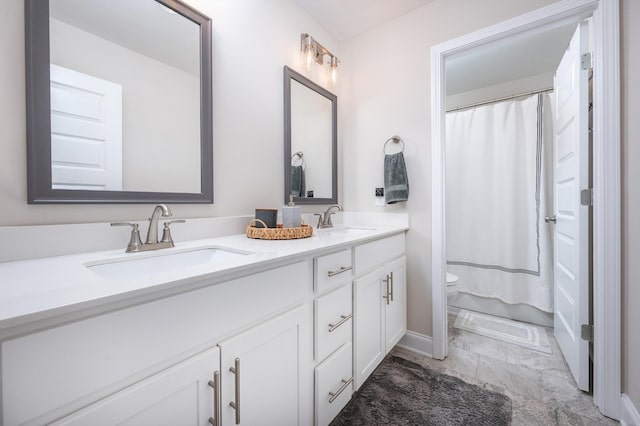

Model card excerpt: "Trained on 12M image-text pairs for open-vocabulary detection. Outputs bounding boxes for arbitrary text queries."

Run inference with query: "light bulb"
[330,57,338,85]
[302,35,315,71]
[305,47,314,71]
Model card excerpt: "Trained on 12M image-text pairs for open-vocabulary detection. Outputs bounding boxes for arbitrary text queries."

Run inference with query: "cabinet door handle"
[389,271,394,302]
[229,358,241,424]
[327,266,352,277]
[208,371,220,426]
[382,274,391,305]
[328,377,353,403]
[328,314,353,332]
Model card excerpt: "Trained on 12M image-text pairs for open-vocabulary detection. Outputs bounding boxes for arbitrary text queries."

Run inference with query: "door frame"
[430,0,620,419]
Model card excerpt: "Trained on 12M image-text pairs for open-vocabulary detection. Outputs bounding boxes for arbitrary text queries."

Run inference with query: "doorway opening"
[430,0,621,419]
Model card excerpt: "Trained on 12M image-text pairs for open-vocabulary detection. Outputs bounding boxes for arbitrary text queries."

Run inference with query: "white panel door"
[384,256,407,352]
[50,64,122,190]
[53,347,219,426]
[552,21,590,392]
[353,267,385,390]
[218,306,309,426]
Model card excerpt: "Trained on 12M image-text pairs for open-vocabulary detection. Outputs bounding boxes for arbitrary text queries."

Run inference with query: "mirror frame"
[283,66,337,205]
[25,0,213,204]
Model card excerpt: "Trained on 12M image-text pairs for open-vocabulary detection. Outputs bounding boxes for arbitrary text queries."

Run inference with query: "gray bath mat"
[330,355,511,425]
[454,309,552,354]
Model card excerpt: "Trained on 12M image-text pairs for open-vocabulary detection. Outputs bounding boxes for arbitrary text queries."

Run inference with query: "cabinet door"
[53,347,219,426]
[218,305,310,426]
[353,267,385,390]
[384,256,407,352]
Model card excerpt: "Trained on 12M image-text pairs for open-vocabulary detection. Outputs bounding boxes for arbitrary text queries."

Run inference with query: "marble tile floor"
[391,309,619,425]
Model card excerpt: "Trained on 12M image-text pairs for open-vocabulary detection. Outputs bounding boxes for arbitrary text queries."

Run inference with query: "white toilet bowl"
[446,272,459,300]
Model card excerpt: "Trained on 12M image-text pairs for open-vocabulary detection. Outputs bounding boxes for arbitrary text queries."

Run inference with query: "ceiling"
[293,0,434,41]
[446,23,578,95]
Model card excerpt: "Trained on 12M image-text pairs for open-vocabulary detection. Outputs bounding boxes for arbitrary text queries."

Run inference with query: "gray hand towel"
[291,165,305,197]
[384,152,409,204]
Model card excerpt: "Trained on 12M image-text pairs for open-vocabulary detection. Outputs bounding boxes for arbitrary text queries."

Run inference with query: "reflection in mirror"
[284,66,337,205]
[25,0,213,203]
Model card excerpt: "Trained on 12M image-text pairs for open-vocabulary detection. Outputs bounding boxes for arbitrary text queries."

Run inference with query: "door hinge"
[581,188,593,206]
[581,324,594,342]
[581,52,592,70]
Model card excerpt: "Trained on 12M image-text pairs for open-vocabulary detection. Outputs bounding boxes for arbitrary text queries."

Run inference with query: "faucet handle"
[111,222,143,252]
[161,219,185,244]
[325,212,336,227]
[313,213,324,228]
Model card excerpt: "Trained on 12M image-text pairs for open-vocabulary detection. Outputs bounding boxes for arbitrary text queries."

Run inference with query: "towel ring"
[383,135,405,155]
[291,151,306,169]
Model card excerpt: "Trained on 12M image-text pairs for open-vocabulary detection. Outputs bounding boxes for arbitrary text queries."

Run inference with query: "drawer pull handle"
[328,314,353,332]
[327,266,352,277]
[328,377,353,403]
[208,371,221,426]
[229,358,241,424]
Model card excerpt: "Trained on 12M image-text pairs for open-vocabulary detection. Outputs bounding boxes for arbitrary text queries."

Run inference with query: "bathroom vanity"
[0,215,408,426]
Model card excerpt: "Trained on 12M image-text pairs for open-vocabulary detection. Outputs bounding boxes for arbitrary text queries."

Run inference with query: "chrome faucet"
[146,204,172,244]
[111,204,185,252]
[315,204,343,228]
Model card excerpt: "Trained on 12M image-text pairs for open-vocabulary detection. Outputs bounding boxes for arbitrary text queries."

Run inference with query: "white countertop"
[0,218,408,334]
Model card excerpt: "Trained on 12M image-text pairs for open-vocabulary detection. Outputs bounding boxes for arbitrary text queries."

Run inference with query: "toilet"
[446,272,459,300]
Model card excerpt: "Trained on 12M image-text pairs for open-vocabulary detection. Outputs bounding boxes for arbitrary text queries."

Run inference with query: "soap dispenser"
[282,195,302,228]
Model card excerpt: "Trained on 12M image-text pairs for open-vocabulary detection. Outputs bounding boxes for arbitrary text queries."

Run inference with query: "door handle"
[382,274,391,305]
[208,371,221,426]
[545,215,557,223]
[229,358,240,424]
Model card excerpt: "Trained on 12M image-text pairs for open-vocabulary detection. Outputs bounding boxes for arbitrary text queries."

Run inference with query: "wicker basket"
[245,219,313,240]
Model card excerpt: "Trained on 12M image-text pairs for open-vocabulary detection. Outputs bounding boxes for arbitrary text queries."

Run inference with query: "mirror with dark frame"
[25,0,213,204]
[283,66,337,205]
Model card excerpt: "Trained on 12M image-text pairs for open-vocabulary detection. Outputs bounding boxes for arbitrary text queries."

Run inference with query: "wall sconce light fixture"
[300,33,339,85]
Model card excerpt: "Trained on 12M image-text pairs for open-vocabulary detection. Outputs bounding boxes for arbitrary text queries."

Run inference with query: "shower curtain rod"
[446,87,553,113]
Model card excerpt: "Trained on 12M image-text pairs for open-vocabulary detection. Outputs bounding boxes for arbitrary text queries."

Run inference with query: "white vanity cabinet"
[1,262,311,426]
[53,306,311,426]
[0,223,408,426]
[353,235,406,390]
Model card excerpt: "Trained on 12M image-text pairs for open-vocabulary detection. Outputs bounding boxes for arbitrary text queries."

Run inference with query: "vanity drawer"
[315,283,352,361]
[2,261,308,426]
[315,249,352,294]
[354,233,405,275]
[315,342,353,426]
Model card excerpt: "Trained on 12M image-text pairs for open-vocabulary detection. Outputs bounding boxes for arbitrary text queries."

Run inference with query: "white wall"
[0,0,338,225]
[340,0,559,337]
[621,0,640,413]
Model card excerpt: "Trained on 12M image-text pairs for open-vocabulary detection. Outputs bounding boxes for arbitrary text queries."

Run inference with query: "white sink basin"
[86,247,251,281]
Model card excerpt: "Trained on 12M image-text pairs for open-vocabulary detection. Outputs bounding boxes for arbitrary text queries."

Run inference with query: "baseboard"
[621,394,640,426]
[397,331,433,357]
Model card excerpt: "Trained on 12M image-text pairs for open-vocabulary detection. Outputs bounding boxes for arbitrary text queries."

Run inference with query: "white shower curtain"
[445,94,554,313]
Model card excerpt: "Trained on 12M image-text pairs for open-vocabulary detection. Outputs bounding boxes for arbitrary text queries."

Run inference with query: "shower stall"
[445,93,555,326]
